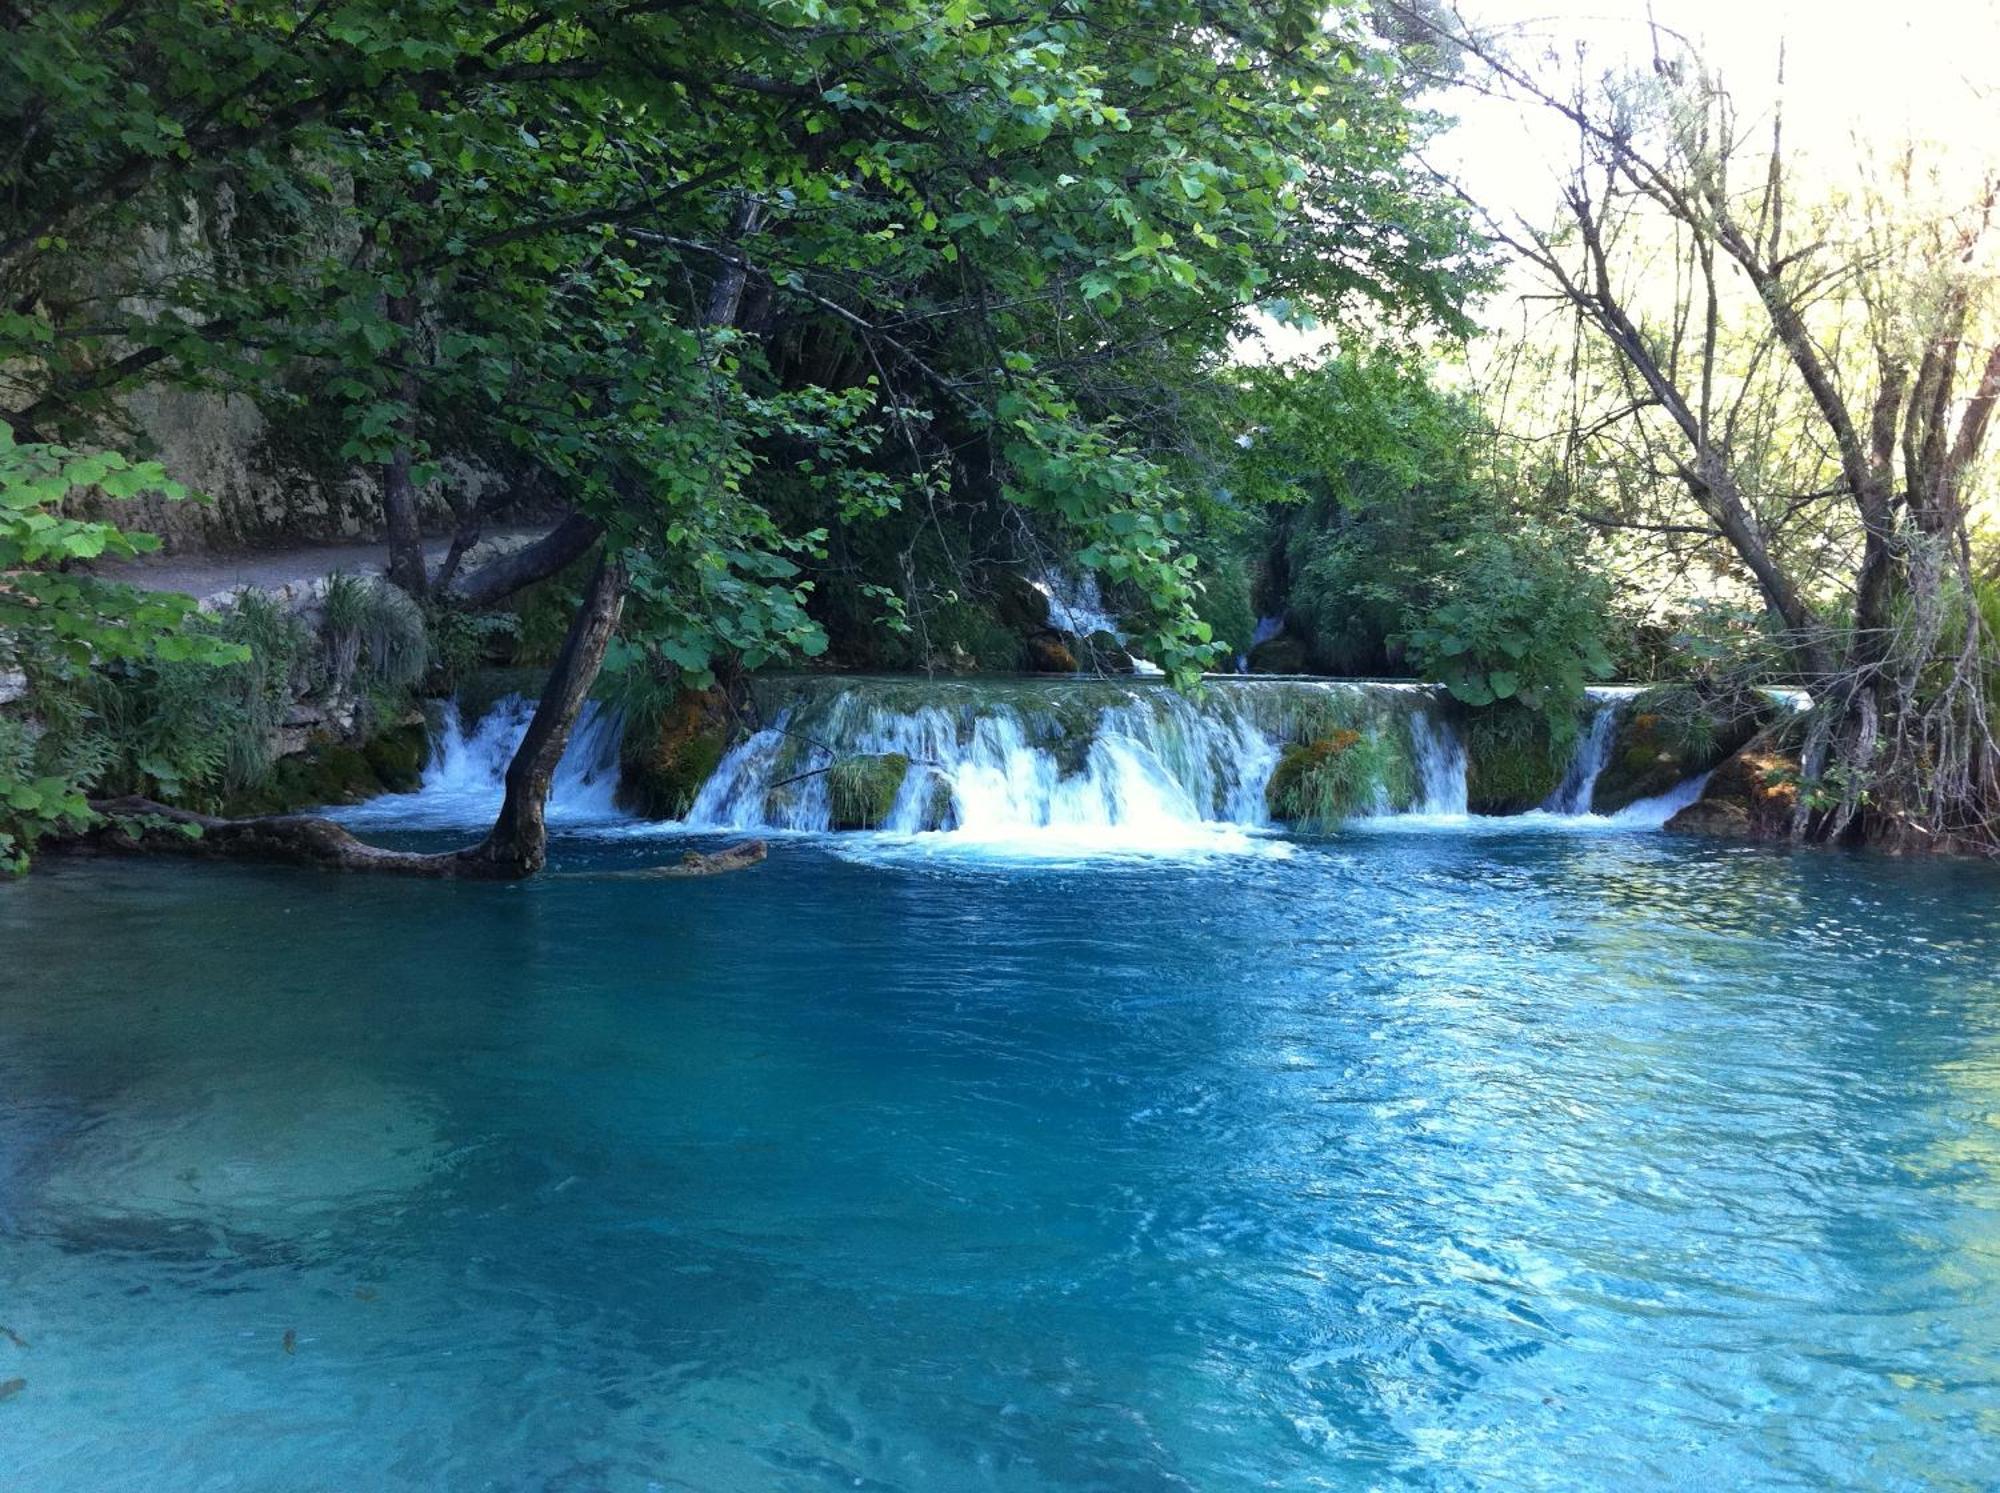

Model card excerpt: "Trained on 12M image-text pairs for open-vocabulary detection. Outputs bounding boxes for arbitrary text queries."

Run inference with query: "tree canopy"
[0,0,1478,870]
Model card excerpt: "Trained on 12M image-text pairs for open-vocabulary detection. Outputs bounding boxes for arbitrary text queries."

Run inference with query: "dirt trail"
[92,531,540,600]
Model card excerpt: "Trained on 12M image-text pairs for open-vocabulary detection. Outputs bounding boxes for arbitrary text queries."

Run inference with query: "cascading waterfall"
[687,679,1283,852]
[1033,571,1123,638]
[1031,569,1165,676]
[1543,704,1619,815]
[339,676,1718,848]
[1409,709,1470,817]
[331,695,625,829]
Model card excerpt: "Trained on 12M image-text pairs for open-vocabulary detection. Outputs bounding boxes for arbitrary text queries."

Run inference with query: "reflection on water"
[2,834,1999,1491]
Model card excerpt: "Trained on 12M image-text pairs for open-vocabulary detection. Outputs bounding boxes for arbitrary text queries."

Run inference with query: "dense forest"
[3,0,1997,873]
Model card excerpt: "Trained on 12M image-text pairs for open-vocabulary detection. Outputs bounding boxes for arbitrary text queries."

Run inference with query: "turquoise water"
[3,828,1999,1490]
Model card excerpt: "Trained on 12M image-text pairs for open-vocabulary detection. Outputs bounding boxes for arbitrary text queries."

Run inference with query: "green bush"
[1265,729,1398,828]
[826,753,911,829]
[1398,528,1612,715]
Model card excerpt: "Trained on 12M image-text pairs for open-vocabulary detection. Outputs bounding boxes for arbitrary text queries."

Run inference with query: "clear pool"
[2,827,1998,1490]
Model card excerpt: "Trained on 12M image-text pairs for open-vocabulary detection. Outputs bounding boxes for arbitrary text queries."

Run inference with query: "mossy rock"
[1266,729,1384,828]
[1075,630,1134,674]
[922,771,958,831]
[1462,708,1568,815]
[1592,685,1767,814]
[1246,635,1310,674]
[617,687,731,820]
[363,721,429,793]
[989,569,1054,635]
[826,753,910,830]
[220,739,387,816]
[1665,747,1799,839]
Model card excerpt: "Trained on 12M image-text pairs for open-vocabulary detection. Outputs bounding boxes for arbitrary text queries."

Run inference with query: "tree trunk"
[456,550,628,875]
[381,286,429,598]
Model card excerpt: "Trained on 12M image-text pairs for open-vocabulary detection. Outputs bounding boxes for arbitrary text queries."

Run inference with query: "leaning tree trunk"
[455,550,627,874]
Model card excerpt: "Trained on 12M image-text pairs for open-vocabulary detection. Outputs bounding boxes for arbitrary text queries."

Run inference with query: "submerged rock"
[37,1074,450,1238]
[826,752,911,829]
[1665,746,1800,840]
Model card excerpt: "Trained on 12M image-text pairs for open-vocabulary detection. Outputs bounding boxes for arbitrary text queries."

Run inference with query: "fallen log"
[80,801,770,881]
[82,797,523,877]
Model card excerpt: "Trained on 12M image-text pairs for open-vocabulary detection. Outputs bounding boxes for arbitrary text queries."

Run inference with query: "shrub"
[826,753,911,829]
[1191,549,1257,660]
[322,573,429,695]
[1266,728,1396,828]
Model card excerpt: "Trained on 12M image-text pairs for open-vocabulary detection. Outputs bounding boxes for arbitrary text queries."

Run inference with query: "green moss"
[1462,706,1571,815]
[363,721,429,792]
[616,687,731,820]
[1266,729,1390,828]
[1592,683,1767,813]
[826,752,911,829]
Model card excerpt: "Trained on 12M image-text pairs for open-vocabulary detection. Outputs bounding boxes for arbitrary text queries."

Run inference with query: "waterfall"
[686,679,1282,852]
[1032,569,1164,676]
[1409,709,1469,817]
[1033,570,1122,637]
[331,695,625,829]
[335,676,1717,849]
[1543,704,1620,815]
[678,678,1719,851]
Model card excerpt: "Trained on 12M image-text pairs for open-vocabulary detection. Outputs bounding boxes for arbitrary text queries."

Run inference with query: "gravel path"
[91,531,541,601]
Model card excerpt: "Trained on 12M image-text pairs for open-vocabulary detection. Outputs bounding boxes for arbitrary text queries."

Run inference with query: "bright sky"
[1240,0,1999,362]
[1440,0,2000,224]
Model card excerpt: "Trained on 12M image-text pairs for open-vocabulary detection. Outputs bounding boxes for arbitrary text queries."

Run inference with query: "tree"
[0,429,245,870]
[1407,11,2000,849]
[3,0,1474,874]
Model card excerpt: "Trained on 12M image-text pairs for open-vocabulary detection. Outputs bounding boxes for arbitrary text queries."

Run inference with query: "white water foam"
[337,678,1716,856]
[684,686,1286,859]
[330,695,626,829]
